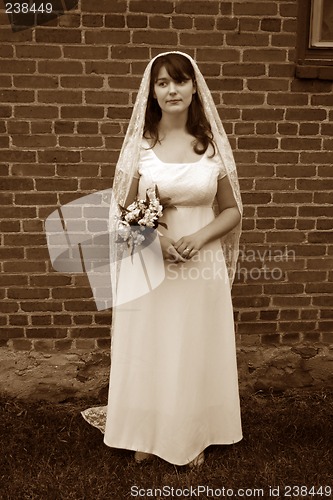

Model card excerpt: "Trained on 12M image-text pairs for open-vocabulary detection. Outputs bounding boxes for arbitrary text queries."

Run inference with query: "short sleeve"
[216,152,227,180]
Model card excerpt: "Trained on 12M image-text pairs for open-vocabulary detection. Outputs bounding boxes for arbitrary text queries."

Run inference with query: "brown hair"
[143,53,215,156]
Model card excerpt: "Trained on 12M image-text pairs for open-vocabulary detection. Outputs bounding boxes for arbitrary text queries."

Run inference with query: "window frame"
[296,0,333,79]
[310,0,333,48]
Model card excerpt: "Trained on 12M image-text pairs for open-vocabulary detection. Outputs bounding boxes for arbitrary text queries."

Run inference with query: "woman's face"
[153,66,196,116]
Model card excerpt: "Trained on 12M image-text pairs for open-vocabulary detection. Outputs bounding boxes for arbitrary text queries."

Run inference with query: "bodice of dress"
[136,139,226,207]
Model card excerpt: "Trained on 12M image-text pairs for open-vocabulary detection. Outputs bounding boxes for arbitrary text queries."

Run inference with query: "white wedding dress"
[82,138,243,465]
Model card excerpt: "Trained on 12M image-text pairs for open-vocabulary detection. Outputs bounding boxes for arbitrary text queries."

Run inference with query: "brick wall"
[0,0,332,394]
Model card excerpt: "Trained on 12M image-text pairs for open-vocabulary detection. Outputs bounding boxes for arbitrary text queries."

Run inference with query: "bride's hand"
[159,235,186,263]
[173,232,206,260]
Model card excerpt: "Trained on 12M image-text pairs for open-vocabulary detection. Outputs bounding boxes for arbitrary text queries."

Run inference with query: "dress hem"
[102,434,244,466]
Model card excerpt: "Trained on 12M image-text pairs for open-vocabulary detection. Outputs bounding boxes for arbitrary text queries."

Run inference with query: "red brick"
[0,76,11,87]
[16,45,61,59]
[0,248,24,259]
[64,46,108,60]
[31,121,53,134]
[256,123,277,135]
[216,17,238,31]
[181,32,225,48]
[242,108,284,121]
[0,90,34,103]
[0,106,12,118]
[234,2,277,16]
[61,76,103,88]
[297,219,316,230]
[239,137,278,150]
[12,135,57,148]
[196,63,221,77]
[317,220,333,230]
[261,18,281,32]
[85,91,128,105]
[257,206,297,217]
[175,1,218,14]
[85,31,130,45]
[11,339,33,350]
[70,327,110,338]
[0,60,35,74]
[286,108,327,121]
[37,150,80,163]
[275,165,316,177]
[0,177,34,191]
[60,106,104,119]
[244,49,286,62]
[38,60,83,75]
[127,14,148,28]
[268,63,295,77]
[0,221,20,233]
[171,16,192,30]
[13,75,58,89]
[52,288,92,299]
[278,123,298,135]
[26,328,67,339]
[267,231,306,243]
[35,178,78,191]
[308,233,333,244]
[299,123,320,135]
[0,328,24,339]
[257,151,299,164]
[15,106,59,119]
[239,18,260,31]
[105,14,126,28]
[291,79,332,93]
[268,93,308,106]
[107,107,133,120]
[82,0,126,12]
[1,207,37,219]
[282,19,298,32]
[279,3,298,17]
[256,219,274,229]
[223,63,265,77]
[20,301,62,312]
[227,33,269,47]
[36,29,81,44]
[150,15,171,29]
[59,136,103,148]
[273,296,310,307]
[11,164,56,177]
[271,33,296,47]
[300,151,333,167]
[14,193,57,205]
[281,138,322,151]
[59,13,81,28]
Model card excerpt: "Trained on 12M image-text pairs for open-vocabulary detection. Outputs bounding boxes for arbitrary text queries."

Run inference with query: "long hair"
[143,53,215,156]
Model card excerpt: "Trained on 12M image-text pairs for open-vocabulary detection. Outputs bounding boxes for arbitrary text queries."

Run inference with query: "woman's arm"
[174,176,241,258]
[123,176,139,207]
[199,175,241,244]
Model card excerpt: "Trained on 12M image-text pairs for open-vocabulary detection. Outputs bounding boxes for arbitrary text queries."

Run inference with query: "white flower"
[118,221,131,241]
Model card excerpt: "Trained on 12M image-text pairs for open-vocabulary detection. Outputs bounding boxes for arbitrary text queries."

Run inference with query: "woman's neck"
[158,112,188,139]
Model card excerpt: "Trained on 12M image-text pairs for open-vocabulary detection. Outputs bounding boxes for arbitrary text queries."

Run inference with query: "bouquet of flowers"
[117,185,172,257]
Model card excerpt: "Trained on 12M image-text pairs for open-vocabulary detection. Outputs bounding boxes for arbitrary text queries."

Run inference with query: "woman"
[82,51,243,467]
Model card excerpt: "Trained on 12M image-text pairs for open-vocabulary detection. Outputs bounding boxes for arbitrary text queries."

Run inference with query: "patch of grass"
[0,390,332,499]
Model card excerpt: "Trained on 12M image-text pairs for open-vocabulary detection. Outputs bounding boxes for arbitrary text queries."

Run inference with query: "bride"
[82,51,243,467]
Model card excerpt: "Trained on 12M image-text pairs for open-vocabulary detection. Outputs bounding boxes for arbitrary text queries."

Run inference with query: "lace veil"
[109,51,242,307]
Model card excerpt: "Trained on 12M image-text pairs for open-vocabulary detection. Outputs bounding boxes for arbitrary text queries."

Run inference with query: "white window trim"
[310,0,333,48]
